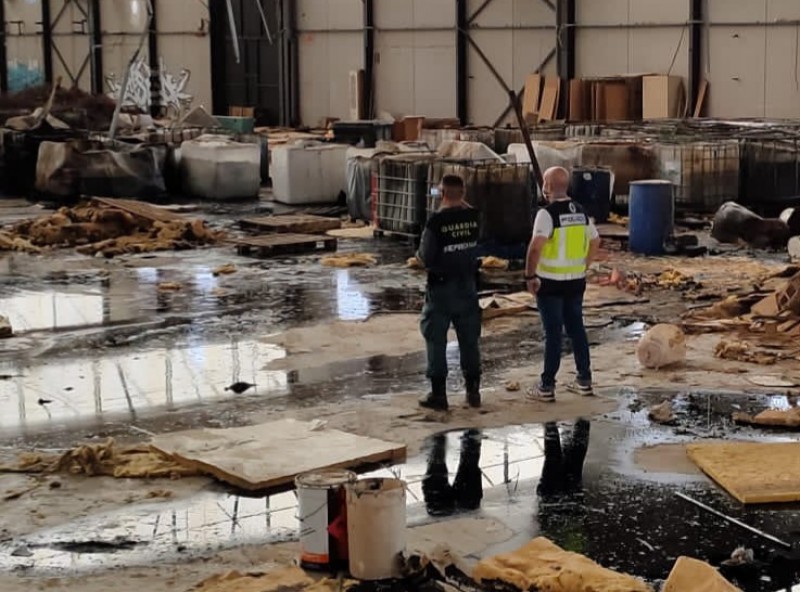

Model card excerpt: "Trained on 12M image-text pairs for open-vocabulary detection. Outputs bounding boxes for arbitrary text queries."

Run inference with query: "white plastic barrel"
[345,478,406,581]
[636,324,687,369]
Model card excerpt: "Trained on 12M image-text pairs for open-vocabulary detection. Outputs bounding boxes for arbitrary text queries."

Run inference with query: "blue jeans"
[536,292,592,389]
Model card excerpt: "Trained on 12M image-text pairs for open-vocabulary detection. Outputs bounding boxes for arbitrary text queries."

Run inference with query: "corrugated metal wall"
[2,0,211,109]
[4,0,800,125]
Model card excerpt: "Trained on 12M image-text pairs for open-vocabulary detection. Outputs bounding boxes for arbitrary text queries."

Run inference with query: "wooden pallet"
[239,214,342,235]
[234,233,337,257]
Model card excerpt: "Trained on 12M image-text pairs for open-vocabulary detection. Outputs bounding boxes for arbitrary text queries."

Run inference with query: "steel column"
[689,0,703,111]
[0,1,7,92]
[363,0,375,120]
[456,0,468,124]
[41,0,53,84]
[148,0,159,115]
[209,0,227,114]
[89,0,103,94]
[278,0,299,126]
[556,0,575,80]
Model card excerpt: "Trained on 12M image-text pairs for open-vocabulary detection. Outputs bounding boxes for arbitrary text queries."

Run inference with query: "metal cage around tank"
[372,153,438,240]
[426,159,535,247]
[656,139,740,213]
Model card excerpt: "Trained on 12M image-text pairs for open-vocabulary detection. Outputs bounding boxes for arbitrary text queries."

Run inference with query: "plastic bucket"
[296,469,356,572]
[346,478,407,581]
[629,179,674,255]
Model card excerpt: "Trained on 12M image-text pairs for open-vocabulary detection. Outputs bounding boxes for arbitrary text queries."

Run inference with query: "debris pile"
[0,438,198,480]
[0,84,116,130]
[682,269,800,364]
[0,199,224,258]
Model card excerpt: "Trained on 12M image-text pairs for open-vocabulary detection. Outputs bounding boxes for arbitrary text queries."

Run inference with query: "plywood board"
[663,556,741,592]
[687,441,800,504]
[568,79,587,121]
[151,419,407,492]
[538,77,560,122]
[92,197,186,224]
[693,80,709,118]
[522,74,542,121]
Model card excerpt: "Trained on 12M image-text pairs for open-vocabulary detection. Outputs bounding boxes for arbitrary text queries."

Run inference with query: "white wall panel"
[157,1,212,110]
[374,31,455,118]
[768,0,800,20]
[707,0,766,22]
[297,0,363,124]
[297,0,362,31]
[298,32,363,124]
[374,0,454,29]
[467,0,555,125]
[575,0,688,83]
[705,26,766,117]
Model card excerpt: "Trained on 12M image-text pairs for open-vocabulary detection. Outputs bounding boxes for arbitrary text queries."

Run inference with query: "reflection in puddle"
[0,339,287,430]
[0,424,547,572]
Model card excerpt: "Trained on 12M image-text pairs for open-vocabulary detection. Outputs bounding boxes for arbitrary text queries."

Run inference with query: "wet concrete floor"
[3,203,800,590]
[4,391,800,590]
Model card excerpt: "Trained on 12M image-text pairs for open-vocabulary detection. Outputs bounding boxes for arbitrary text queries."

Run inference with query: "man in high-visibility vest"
[524,166,601,402]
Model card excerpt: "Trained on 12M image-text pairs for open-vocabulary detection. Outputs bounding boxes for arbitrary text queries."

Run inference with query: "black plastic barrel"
[570,167,612,223]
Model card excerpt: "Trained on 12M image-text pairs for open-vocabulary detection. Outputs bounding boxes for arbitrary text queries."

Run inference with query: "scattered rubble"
[157,282,183,292]
[212,263,237,276]
[648,401,676,425]
[0,199,224,258]
[191,567,354,592]
[714,339,778,366]
[505,381,521,392]
[480,256,510,270]
[321,253,378,268]
[733,408,800,428]
[0,439,200,479]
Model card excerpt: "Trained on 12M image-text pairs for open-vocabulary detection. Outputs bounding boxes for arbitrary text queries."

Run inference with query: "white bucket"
[296,469,356,571]
[346,478,407,581]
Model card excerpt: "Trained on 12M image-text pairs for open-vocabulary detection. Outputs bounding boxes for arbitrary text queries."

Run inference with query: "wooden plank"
[538,77,560,122]
[522,74,542,122]
[239,215,342,235]
[91,197,186,224]
[150,419,407,492]
[693,80,709,118]
[234,233,338,258]
[687,441,800,504]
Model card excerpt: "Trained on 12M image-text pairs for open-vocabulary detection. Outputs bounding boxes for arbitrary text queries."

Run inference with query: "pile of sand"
[0,201,224,258]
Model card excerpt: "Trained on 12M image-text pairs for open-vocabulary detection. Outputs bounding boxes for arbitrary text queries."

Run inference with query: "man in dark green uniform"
[416,174,482,411]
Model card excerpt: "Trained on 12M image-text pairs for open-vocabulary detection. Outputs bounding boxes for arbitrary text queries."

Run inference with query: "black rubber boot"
[419,378,448,411]
[465,376,481,408]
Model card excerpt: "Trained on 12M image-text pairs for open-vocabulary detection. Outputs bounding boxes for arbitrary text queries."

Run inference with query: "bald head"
[543,166,570,202]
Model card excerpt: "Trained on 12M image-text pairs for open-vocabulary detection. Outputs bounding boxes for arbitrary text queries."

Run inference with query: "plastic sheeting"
[35,139,167,199]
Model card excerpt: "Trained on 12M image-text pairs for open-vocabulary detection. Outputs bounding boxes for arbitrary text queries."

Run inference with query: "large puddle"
[0,254,425,432]
[4,418,799,589]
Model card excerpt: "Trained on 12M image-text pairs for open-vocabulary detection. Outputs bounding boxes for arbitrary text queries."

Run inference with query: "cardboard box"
[392,116,424,142]
[643,75,685,119]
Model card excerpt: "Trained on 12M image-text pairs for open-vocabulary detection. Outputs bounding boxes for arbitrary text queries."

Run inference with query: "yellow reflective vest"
[537,200,591,281]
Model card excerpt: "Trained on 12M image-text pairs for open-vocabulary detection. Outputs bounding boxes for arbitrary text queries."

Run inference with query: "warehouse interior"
[2,1,800,592]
